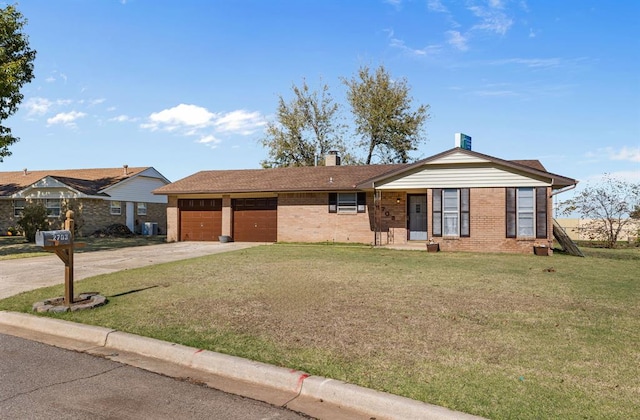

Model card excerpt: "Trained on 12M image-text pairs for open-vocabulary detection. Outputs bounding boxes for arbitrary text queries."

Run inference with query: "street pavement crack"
[0,364,126,404]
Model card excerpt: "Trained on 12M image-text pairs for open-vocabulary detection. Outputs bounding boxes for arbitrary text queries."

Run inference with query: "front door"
[408,194,427,241]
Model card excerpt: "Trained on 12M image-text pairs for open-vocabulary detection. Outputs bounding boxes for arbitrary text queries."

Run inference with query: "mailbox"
[35,230,72,247]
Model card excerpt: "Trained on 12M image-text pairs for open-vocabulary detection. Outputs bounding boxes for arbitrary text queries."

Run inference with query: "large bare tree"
[343,65,429,164]
[261,80,347,167]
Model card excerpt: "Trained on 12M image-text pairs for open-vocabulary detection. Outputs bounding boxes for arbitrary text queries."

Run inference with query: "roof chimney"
[23,168,27,175]
[325,151,341,166]
[123,164,129,175]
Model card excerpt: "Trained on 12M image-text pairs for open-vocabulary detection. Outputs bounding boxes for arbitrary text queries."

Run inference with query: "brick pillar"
[166,196,178,242]
[222,195,233,237]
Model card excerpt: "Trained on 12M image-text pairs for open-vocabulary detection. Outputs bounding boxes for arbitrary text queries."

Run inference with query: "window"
[517,188,534,237]
[45,199,61,217]
[110,201,122,215]
[506,187,547,239]
[432,188,470,237]
[137,202,147,215]
[338,193,357,213]
[443,189,459,236]
[328,192,366,214]
[13,199,26,217]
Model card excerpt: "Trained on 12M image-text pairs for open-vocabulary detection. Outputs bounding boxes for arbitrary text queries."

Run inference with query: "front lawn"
[1,245,637,419]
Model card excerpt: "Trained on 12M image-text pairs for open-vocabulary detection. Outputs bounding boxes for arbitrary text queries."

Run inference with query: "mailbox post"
[35,210,80,307]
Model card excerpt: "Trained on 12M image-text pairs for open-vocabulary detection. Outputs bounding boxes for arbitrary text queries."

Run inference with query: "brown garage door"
[233,198,277,242]
[179,199,222,241]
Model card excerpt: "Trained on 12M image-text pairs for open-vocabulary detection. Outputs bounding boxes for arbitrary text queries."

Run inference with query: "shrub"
[16,203,49,242]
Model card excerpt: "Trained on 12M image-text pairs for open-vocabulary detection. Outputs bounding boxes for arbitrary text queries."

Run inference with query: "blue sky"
[3,0,639,199]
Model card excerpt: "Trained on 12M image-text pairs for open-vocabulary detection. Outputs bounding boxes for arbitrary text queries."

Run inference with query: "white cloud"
[46,111,87,126]
[468,4,513,35]
[141,104,266,147]
[386,29,441,57]
[446,30,468,51]
[213,110,267,134]
[109,114,137,123]
[427,0,448,13]
[487,57,563,69]
[25,97,53,116]
[609,146,640,163]
[89,98,106,106]
[196,135,222,149]
[146,104,215,131]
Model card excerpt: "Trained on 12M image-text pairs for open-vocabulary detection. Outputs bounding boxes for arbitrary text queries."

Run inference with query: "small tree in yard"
[560,175,640,248]
[16,203,49,242]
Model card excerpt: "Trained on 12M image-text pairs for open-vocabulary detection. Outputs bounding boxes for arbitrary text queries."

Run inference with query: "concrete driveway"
[0,242,261,299]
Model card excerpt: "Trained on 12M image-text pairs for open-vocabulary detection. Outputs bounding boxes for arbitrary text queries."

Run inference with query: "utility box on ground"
[143,222,158,236]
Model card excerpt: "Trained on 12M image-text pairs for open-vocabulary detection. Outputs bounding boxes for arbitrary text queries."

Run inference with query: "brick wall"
[163,187,554,254]
[377,192,407,244]
[278,192,377,244]
[430,187,552,254]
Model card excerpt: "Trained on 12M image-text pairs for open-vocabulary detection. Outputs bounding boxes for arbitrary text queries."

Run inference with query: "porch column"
[221,195,233,237]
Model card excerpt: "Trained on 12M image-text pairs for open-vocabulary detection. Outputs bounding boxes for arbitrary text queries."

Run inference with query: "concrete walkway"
[0,242,260,299]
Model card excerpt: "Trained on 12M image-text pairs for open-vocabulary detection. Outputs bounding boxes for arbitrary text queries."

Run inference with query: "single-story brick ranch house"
[0,166,169,236]
[153,147,577,254]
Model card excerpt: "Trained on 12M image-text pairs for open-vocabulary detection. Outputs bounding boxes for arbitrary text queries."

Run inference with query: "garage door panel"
[233,199,277,242]
[179,199,222,241]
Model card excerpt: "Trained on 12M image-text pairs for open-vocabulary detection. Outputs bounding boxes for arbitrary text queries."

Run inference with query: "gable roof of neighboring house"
[154,148,577,196]
[0,167,166,198]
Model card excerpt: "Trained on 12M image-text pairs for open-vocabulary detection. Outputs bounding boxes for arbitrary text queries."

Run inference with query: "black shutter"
[506,188,516,238]
[535,187,547,239]
[460,188,470,237]
[432,189,442,237]
[357,192,366,213]
[328,193,337,213]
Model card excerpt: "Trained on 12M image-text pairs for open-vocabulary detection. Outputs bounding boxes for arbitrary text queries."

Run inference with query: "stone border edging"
[0,311,484,420]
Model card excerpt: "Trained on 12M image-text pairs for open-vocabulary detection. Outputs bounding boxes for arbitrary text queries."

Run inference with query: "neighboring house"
[0,166,170,236]
[153,148,577,254]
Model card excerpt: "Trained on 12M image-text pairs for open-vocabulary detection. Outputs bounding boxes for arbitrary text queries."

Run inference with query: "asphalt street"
[0,332,308,420]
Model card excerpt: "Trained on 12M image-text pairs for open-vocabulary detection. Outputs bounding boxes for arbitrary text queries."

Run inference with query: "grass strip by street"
[0,235,167,260]
[1,245,638,419]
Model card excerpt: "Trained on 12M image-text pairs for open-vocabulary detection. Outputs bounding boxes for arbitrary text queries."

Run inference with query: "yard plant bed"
[1,245,638,419]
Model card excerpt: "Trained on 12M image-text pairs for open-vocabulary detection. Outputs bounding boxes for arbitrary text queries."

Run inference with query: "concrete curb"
[0,311,484,420]
[0,311,115,346]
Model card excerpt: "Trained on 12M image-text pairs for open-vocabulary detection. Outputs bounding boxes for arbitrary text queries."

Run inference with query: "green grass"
[1,245,638,419]
[0,235,167,260]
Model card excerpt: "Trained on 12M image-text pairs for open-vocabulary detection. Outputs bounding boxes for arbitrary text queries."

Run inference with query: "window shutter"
[506,188,516,238]
[535,187,547,239]
[357,192,366,213]
[460,188,470,237]
[432,189,442,237]
[328,193,337,213]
